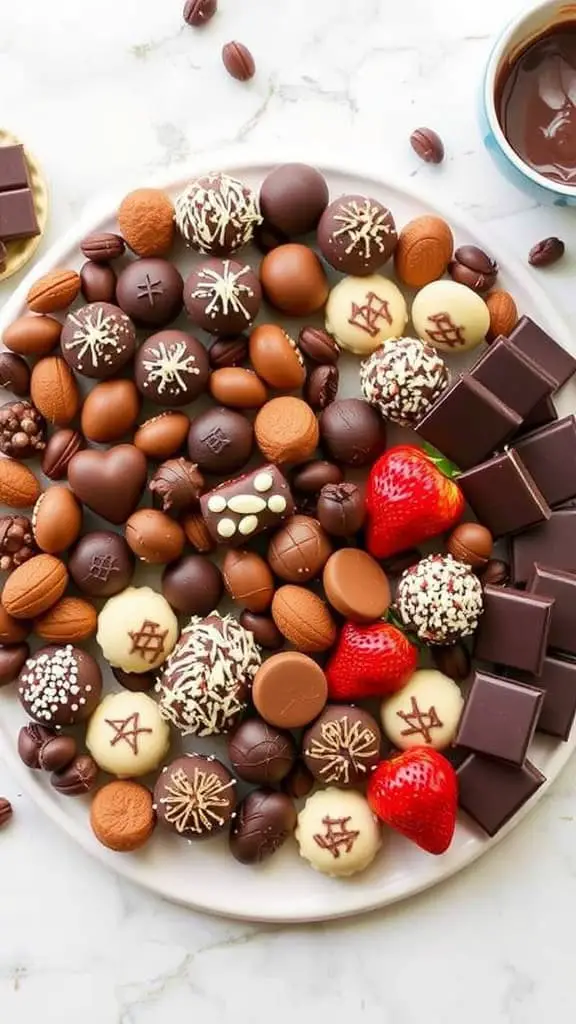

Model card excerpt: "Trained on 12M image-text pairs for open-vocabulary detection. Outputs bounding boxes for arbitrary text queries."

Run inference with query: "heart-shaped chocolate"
[68,444,147,525]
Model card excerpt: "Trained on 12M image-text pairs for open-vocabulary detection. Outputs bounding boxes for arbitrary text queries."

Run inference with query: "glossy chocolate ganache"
[497,24,576,185]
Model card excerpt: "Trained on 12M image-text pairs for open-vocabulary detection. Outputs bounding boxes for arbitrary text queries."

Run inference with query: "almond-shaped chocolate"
[3,315,62,357]
[125,509,185,564]
[32,487,83,554]
[81,379,141,443]
[41,429,83,480]
[67,444,147,525]
[249,324,306,390]
[133,411,190,459]
[209,367,268,409]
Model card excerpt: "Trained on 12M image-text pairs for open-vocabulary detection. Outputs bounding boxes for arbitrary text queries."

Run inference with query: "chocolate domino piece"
[526,564,576,656]
[200,463,294,546]
[474,583,554,676]
[469,336,555,418]
[512,509,576,584]
[455,669,544,765]
[458,449,550,538]
[457,753,545,836]
[508,315,576,390]
[514,417,576,508]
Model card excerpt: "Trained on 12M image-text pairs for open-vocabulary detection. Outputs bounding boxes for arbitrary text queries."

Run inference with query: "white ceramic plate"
[0,149,574,923]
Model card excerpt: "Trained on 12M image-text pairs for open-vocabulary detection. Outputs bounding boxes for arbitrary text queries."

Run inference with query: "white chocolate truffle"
[97,586,178,674]
[325,274,408,356]
[411,280,490,353]
[295,788,382,877]
[380,669,464,751]
[86,691,170,777]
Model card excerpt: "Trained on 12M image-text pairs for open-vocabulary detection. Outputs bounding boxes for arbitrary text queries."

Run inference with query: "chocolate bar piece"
[469,336,555,418]
[416,376,521,471]
[455,669,544,765]
[0,145,30,192]
[508,315,576,390]
[526,564,576,655]
[514,417,576,508]
[510,655,576,741]
[457,753,545,836]
[474,584,554,676]
[0,188,39,241]
[458,449,550,538]
[514,395,558,436]
[200,463,294,545]
[512,509,576,584]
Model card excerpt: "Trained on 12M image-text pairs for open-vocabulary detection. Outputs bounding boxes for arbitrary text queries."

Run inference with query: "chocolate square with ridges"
[526,564,576,655]
[469,337,555,418]
[474,584,554,676]
[458,449,550,538]
[512,509,576,584]
[455,670,544,765]
[508,316,576,390]
[457,753,545,836]
[514,417,576,508]
[200,463,294,546]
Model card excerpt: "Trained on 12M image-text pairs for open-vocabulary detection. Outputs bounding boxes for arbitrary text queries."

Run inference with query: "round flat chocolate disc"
[322,548,391,623]
[252,651,328,728]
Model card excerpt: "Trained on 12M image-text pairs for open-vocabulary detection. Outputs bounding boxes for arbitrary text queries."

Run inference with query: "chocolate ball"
[317,482,365,537]
[184,258,261,335]
[229,789,297,865]
[260,244,329,316]
[228,717,296,784]
[68,531,135,597]
[291,461,343,495]
[267,515,332,583]
[116,258,184,327]
[239,611,284,650]
[80,261,117,304]
[319,398,386,467]
[259,163,329,236]
[162,554,223,615]
[446,522,493,569]
[318,194,397,275]
[174,172,261,255]
[18,645,102,727]
[187,406,254,474]
[303,705,382,788]
[154,753,237,839]
[480,558,510,587]
[61,303,136,379]
[134,330,209,407]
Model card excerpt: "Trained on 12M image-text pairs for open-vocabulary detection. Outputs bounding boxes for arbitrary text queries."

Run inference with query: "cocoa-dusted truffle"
[0,400,46,459]
[318,195,397,276]
[149,458,204,513]
[360,338,449,427]
[396,554,484,645]
[174,173,262,255]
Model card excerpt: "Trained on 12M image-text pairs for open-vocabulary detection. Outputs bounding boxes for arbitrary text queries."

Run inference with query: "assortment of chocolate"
[0,160,574,882]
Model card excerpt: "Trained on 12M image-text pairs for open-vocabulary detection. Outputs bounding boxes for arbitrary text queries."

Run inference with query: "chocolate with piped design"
[174,173,262,255]
[303,705,381,788]
[134,330,209,407]
[60,302,136,379]
[184,258,261,335]
[200,463,294,545]
[154,753,236,839]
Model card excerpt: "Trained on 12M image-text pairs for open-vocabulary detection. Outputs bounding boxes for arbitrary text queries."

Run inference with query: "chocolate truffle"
[161,554,223,616]
[228,717,296,784]
[317,481,365,536]
[317,195,397,276]
[18,644,102,726]
[255,396,319,465]
[303,705,382,788]
[174,172,262,255]
[154,753,237,839]
[230,789,297,865]
[319,398,386,466]
[360,338,449,427]
[0,400,46,459]
[134,330,209,407]
[60,302,136,379]
[267,514,332,582]
[260,244,329,316]
[115,257,184,327]
[380,668,464,751]
[149,458,204,514]
[296,788,381,877]
[68,531,135,598]
[86,691,170,777]
[446,522,493,568]
[325,275,408,356]
[187,406,254,474]
[156,612,261,737]
[396,554,484,644]
[259,163,328,236]
[97,586,179,673]
[412,280,490,353]
[184,258,261,335]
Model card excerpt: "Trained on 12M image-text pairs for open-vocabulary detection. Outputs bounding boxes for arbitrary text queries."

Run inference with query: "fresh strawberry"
[365,444,465,559]
[367,748,457,855]
[326,621,418,700]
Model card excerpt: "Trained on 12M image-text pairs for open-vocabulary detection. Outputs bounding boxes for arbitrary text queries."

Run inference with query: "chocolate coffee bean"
[410,127,445,164]
[51,754,98,796]
[18,722,56,769]
[480,558,510,587]
[291,460,343,494]
[183,0,217,25]
[239,610,284,650]
[529,237,565,267]
[80,232,125,262]
[449,245,498,293]
[41,429,83,480]
[0,352,30,397]
[305,365,339,410]
[38,735,77,772]
[0,643,29,687]
[208,335,248,370]
[0,798,12,828]
[298,327,340,366]
[80,261,117,303]
[317,482,365,536]
[432,643,471,682]
[222,40,255,81]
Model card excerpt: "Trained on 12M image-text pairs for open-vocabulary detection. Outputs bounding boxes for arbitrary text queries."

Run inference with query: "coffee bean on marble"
[162,554,223,615]
[38,734,77,772]
[259,163,329,238]
[410,127,445,164]
[41,429,83,481]
[0,352,30,397]
[208,335,248,370]
[0,642,29,687]
[51,754,98,796]
[529,237,565,268]
[18,722,56,769]
[222,40,255,81]
[432,643,471,682]
[291,460,343,495]
[239,610,284,650]
[183,0,217,26]
[112,666,155,693]
[116,258,184,328]
[305,364,338,410]
[68,531,135,597]
[80,261,117,303]
[187,406,254,474]
[317,481,365,537]
[319,398,386,466]
[80,232,125,263]
[298,326,340,365]
[479,558,510,588]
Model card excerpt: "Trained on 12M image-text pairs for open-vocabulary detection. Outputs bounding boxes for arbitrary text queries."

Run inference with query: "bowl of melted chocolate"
[483,1,576,204]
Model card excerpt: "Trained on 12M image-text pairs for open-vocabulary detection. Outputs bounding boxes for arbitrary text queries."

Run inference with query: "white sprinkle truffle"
[360,337,449,426]
[395,554,484,645]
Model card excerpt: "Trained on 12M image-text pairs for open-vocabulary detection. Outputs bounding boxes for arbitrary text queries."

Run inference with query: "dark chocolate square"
[526,564,576,656]
[457,753,545,836]
[0,188,39,241]
[0,145,29,192]
[455,670,544,765]
[458,449,550,538]
[474,585,554,676]
[515,395,557,436]
[469,337,555,418]
[535,655,576,739]
[416,376,521,471]
[512,509,576,584]
[508,316,576,390]
[514,417,576,508]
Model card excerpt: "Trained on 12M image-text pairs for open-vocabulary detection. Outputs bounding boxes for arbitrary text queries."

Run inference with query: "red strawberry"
[365,445,465,559]
[367,748,457,855]
[326,621,418,700]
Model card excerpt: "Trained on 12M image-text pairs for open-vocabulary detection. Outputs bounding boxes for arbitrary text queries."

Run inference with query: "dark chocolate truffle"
[154,753,237,839]
[60,302,136,379]
[187,406,253,474]
[319,398,386,466]
[317,194,397,275]
[68,531,135,597]
[259,163,329,236]
[317,482,365,537]
[134,330,209,407]
[148,458,204,514]
[303,705,381,788]
[267,515,332,583]
[174,172,262,255]
[184,258,261,335]
[116,257,184,327]
[228,717,296,784]
[360,337,449,427]
[229,789,297,864]
[18,645,102,727]
[162,554,223,616]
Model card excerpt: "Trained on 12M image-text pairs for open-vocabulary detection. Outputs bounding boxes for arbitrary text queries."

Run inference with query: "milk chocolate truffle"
[162,554,223,615]
[319,398,386,466]
[184,258,261,335]
[86,691,170,777]
[318,195,397,276]
[187,406,254,474]
[267,515,332,583]
[230,789,297,865]
[360,338,449,427]
[156,612,261,736]
[18,645,102,726]
[60,303,136,379]
[68,531,135,598]
[174,172,262,255]
[134,330,209,407]
[90,780,156,852]
[97,586,179,673]
[115,257,184,327]
[303,705,382,788]
[260,244,329,316]
[154,753,236,839]
[228,717,296,784]
[259,163,329,236]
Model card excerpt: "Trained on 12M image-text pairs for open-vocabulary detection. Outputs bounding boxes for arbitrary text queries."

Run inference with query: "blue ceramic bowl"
[482,0,576,206]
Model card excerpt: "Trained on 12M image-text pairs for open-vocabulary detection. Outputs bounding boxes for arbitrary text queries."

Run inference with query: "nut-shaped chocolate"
[0,642,29,687]
[317,482,365,537]
[449,245,498,294]
[41,429,83,480]
[305,364,339,410]
[446,522,493,569]
[209,367,268,409]
[291,461,343,495]
[260,244,329,316]
[222,549,274,613]
[125,509,185,564]
[80,232,125,262]
[162,554,223,616]
[133,412,190,460]
[267,515,332,583]
[51,754,98,796]
[187,406,254,475]
[38,734,77,772]
[319,399,386,467]
[32,487,82,554]
[0,352,30,397]
[208,335,248,370]
[18,722,56,769]
[249,324,306,390]
[80,379,140,443]
[229,789,297,865]
[80,261,117,304]
[228,717,296,784]
[239,611,284,650]
[298,326,340,365]
[480,558,510,587]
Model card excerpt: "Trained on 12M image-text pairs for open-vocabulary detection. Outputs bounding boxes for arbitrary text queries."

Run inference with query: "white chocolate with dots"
[325,274,408,356]
[96,586,178,673]
[295,788,382,877]
[86,691,170,777]
[411,280,490,353]
[380,668,464,751]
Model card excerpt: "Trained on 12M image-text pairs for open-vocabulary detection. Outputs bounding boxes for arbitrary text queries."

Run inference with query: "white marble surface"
[2,0,576,1019]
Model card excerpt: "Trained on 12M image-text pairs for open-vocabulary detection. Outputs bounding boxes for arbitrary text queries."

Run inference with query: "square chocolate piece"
[200,463,294,546]
[416,376,521,471]
[512,509,576,584]
[526,564,576,655]
[508,316,576,390]
[0,188,39,241]
[458,449,550,538]
[469,337,555,418]
[0,144,30,192]
[457,753,545,836]
[535,655,576,739]
[514,395,557,436]
[514,417,576,508]
[455,670,544,765]
[474,584,554,676]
